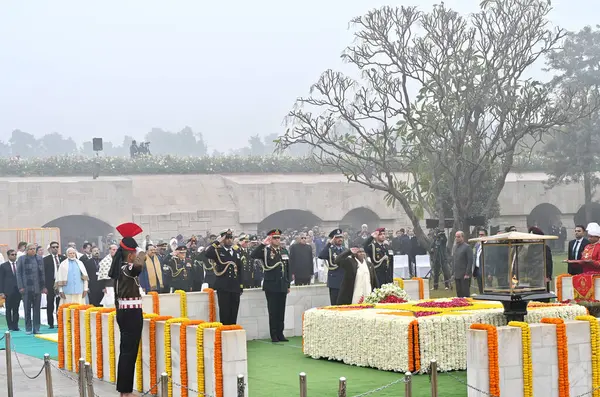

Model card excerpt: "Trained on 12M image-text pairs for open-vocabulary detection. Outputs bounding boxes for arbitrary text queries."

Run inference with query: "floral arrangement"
[214,325,243,397]
[108,311,117,382]
[541,318,570,397]
[470,324,500,397]
[84,307,102,364]
[196,322,223,395]
[65,307,73,371]
[149,316,173,394]
[175,290,187,317]
[393,278,405,289]
[408,320,420,372]
[138,313,158,390]
[412,277,425,299]
[57,303,73,369]
[362,283,411,304]
[95,308,116,378]
[414,298,471,308]
[562,299,600,317]
[203,288,217,322]
[179,320,204,397]
[149,291,160,314]
[576,315,600,397]
[164,318,189,397]
[508,322,533,397]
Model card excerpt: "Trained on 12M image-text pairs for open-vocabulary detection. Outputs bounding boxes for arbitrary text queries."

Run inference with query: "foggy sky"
[1,0,599,153]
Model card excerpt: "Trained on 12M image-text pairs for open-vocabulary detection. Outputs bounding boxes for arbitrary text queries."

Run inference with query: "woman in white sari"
[333,246,378,305]
[55,248,89,304]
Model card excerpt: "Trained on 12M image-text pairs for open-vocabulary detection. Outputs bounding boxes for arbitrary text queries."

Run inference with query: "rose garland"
[556,274,569,302]
[108,311,117,382]
[84,307,102,364]
[165,318,189,397]
[149,315,173,394]
[175,290,188,317]
[149,291,160,314]
[214,325,243,397]
[179,320,204,397]
[94,308,116,378]
[470,324,500,397]
[203,288,217,322]
[412,277,425,300]
[541,318,570,397]
[196,322,222,395]
[577,315,600,397]
[393,277,405,289]
[57,303,73,369]
[508,321,533,397]
[408,320,421,373]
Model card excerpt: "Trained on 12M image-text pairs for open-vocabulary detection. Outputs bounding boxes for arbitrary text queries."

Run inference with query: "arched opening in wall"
[257,210,322,234]
[574,203,600,227]
[340,207,381,232]
[42,215,114,251]
[526,203,562,235]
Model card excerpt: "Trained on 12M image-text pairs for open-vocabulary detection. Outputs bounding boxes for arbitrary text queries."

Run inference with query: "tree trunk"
[584,171,593,225]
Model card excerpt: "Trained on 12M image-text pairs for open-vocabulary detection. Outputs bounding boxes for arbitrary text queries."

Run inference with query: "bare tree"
[278,0,591,245]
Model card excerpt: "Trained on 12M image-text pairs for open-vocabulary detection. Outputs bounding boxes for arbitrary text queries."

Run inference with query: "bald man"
[453,231,473,298]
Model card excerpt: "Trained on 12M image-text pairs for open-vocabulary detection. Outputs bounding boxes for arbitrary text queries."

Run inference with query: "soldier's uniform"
[238,234,254,288]
[203,235,218,288]
[364,227,393,287]
[251,229,290,342]
[204,229,243,325]
[164,245,192,292]
[250,235,264,288]
[318,228,345,305]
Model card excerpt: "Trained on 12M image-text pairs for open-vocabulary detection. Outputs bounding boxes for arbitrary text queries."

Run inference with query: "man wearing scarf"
[143,244,164,293]
[108,222,145,397]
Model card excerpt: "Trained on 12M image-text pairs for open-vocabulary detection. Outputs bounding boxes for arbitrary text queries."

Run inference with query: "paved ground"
[0,350,119,397]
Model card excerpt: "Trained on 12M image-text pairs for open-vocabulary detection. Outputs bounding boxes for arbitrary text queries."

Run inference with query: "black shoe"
[13,328,20,332]
[278,335,289,342]
[271,337,279,342]
[48,325,54,329]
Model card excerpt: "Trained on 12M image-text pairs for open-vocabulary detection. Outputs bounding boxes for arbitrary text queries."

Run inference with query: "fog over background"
[1,0,599,153]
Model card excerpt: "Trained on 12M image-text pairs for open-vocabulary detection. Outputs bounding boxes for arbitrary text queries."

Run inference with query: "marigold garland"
[179,320,204,397]
[165,318,189,397]
[412,277,425,300]
[408,320,421,372]
[149,315,173,394]
[108,311,117,382]
[57,303,73,369]
[508,321,533,397]
[470,324,500,397]
[541,318,570,397]
[84,307,102,365]
[95,308,115,378]
[73,304,93,373]
[65,307,73,371]
[196,322,222,395]
[214,325,243,397]
[393,277,405,289]
[174,290,188,317]
[149,291,160,314]
[556,274,570,302]
[136,313,158,390]
[577,315,600,397]
[203,288,216,322]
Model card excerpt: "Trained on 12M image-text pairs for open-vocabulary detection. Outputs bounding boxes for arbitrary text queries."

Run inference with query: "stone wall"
[467,319,595,397]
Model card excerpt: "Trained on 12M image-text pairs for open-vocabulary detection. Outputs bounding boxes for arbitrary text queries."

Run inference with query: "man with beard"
[318,229,346,305]
[84,247,104,305]
[205,229,244,325]
[203,234,218,288]
[364,228,393,287]
[164,245,192,292]
[187,237,205,291]
[238,234,254,288]
[141,244,165,293]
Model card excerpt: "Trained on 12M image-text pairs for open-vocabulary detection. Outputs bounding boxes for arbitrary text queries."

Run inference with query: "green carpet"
[0,318,58,360]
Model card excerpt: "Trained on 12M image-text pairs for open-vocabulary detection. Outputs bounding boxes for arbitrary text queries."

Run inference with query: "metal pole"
[338,377,347,397]
[237,374,245,397]
[404,371,412,397]
[78,359,86,397]
[430,360,438,397]
[160,372,169,397]
[299,372,307,397]
[44,354,54,397]
[5,331,13,397]
[84,363,95,397]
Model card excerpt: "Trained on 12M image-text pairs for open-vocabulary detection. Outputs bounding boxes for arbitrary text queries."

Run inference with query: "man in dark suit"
[43,241,66,329]
[0,250,21,331]
[568,225,589,275]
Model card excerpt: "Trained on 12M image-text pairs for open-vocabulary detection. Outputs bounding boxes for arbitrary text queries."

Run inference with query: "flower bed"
[302,298,587,373]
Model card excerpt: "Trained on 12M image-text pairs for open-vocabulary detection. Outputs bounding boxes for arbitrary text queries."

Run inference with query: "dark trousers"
[455,278,471,298]
[217,290,241,325]
[46,291,60,327]
[23,291,41,333]
[116,308,143,393]
[265,291,287,339]
[5,291,21,330]
[294,276,311,286]
[375,267,390,288]
[329,288,339,306]
[89,288,103,306]
[473,267,484,294]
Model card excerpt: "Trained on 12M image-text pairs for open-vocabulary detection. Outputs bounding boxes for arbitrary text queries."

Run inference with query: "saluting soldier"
[238,234,254,288]
[251,229,290,342]
[164,245,192,292]
[249,235,264,288]
[204,229,243,325]
[364,227,394,287]
[187,237,205,291]
[203,234,218,288]
[318,228,346,305]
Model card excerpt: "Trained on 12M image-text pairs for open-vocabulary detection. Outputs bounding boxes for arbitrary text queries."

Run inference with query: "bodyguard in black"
[251,229,291,342]
[318,229,345,305]
[204,229,244,325]
[364,227,394,287]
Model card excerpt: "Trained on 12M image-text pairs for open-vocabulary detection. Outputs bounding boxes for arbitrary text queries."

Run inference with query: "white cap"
[587,222,600,237]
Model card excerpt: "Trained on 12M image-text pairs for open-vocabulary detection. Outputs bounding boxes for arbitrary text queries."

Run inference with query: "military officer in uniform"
[318,228,346,305]
[249,235,264,288]
[364,227,393,287]
[251,229,290,342]
[187,237,205,291]
[238,234,254,288]
[204,229,243,325]
[164,245,192,292]
[203,234,218,288]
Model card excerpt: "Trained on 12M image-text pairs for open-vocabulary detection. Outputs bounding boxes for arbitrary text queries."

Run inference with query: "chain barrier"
[168,373,216,396]
[0,333,5,342]
[443,371,499,397]
[350,376,409,397]
[573,385,600,397]
[11,344,45,380]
